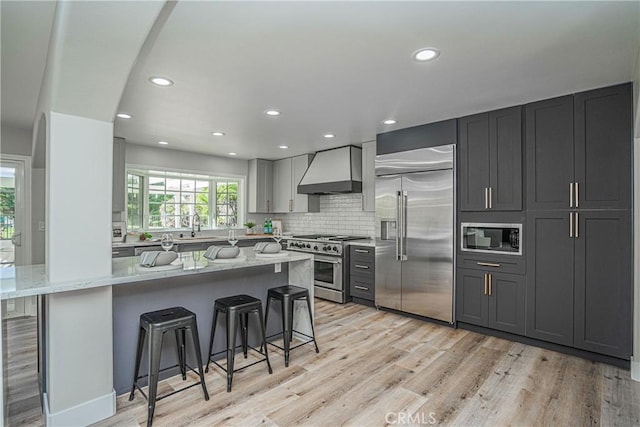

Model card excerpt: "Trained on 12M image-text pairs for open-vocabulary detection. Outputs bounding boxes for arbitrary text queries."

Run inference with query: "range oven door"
[313,254,343,291]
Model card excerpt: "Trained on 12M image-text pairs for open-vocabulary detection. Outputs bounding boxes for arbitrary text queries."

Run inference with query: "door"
[375,174,402,310]
[526,211,574,345]
[574,210,632,358]
[525,95,574,211]
[272,158,292,212]
[489,106,522,211]
[401,169,453,321]
[574,83,632,210]
[458,113,490,211]
[1,158,33,318]
[456,268,488,326]
[488,272,525,335]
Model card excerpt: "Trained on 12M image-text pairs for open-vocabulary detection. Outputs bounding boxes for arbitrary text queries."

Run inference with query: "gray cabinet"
[574,210,632,359]
[459,106,522,211]
[248,159,273,213]
[361,141,376,211]
[349,245,375,301]
[456,268,525,335]
[574,83,632,210]
[271,155,319,213]
[526,212,575,346]
[112,137,126,212]
[526,83,631,211]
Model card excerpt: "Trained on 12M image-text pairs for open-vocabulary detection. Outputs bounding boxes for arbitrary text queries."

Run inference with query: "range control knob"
[332,246,338,251]
[323,246,330,251]
[306,244,311,248]
[313,246,318,250]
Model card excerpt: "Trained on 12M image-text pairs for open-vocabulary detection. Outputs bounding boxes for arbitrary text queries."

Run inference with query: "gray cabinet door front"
[574,83,632,210]
[574,210,632,359]
[458,113,490,211]
[526,212,574,346]
[489,106,522,211]
[456,268,488,326]
[525,95,574,211]
[488,272,525,335]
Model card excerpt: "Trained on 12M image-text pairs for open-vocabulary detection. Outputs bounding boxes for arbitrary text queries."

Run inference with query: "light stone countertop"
[113,234,276,248]
[0,249,312,300]
[346,238,375,248]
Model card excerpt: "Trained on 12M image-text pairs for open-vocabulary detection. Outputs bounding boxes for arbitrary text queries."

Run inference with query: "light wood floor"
[6,300,640,426]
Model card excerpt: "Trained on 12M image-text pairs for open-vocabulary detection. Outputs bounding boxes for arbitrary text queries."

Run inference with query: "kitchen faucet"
[191,213,201,237]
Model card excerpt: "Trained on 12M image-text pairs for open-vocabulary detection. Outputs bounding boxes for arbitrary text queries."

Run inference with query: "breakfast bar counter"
[0,249,314,426]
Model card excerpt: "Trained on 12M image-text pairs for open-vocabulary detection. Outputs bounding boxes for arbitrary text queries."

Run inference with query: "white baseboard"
[44,389,115,426]
[631,355,640,382]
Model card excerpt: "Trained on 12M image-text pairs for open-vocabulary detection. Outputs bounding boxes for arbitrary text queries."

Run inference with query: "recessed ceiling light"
[382,119,397,125]
[228,152,237,156]
[116,113,132,119]
[158,141,169,145]
[279,145,289,149]
[323,134,336,139]
[211,132,225,136]
[264,109,281,116]
[413,48,440,62]
[149,76,174,86]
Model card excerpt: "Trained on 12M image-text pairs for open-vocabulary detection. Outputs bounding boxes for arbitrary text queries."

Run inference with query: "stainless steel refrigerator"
[375,145,454,323]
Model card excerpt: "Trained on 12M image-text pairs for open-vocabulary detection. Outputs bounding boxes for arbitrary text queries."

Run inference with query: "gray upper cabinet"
[248,159,273,213]
[526,211,575,346]
[361,141,375,212]
[574,83,632,210]
[574,210,632,359]
[112,137,126,213]
[527,83,632,211]
[272,155,319,213]
[459,106,522,211]
[525,95,575,211]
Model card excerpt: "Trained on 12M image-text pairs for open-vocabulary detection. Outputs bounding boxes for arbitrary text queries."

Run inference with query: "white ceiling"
[2,1,639,161]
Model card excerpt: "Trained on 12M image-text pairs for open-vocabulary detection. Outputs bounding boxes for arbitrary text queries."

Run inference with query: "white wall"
[247,193,375,238]
[31,168,45,264]
[126,143,248,177]
[46,112,112,282]
[0,125,32,157]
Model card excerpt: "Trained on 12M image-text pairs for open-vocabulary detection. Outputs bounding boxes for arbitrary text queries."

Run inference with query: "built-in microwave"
[461,223,522,256]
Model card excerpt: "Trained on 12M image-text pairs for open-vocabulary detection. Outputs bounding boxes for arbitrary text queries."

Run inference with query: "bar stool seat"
[264,285,319,367]
[129,306,209,427]
[206,294,272,392]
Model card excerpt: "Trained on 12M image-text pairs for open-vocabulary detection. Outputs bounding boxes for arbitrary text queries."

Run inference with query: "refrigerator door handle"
[402,191,408,260]
[396,191,402,261]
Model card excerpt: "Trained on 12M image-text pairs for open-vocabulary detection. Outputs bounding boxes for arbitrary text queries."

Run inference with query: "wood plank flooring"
[5,300,640,426]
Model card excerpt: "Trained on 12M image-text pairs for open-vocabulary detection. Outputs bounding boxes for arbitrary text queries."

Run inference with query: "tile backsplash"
[248,193,375,238]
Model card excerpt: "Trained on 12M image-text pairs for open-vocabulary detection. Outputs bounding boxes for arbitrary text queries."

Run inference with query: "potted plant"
[244,222,256,235]
[139,232,153,241]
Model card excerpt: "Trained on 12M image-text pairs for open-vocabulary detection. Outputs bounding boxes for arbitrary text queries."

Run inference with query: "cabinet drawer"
[457,253,525,275]
[350,276,374,300]
[350,260,374,280]
[112,247,134,258]
[178,242,208,252]
[350,245,374,257]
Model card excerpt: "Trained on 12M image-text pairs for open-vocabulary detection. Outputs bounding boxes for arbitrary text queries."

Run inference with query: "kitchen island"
[0,248,314,426]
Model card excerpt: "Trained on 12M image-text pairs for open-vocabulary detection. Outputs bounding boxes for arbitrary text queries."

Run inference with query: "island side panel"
[289,257,314,337]
[112,264,289,395]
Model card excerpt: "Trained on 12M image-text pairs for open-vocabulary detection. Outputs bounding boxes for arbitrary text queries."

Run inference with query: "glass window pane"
[166,179,180,191]
[181,180,195,191]
[181,193,194,204]
[195,181,208,192]
[148,176,165,188]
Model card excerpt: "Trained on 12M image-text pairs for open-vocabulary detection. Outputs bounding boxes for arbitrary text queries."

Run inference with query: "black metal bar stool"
[129,307,209,427]
[264,285,319,367]
[205,294,272,392]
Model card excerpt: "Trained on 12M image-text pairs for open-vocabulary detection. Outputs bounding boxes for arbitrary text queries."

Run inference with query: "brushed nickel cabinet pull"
[289,199,293,212]
[484,187,489,209]
[488,274,493,296]
[355,264,370,269]
[575,182,579,208]
[488,187,492,209]
[570,183,574,208]
[267,200,270,212]
[354,285,369,291]
[354,249,370,253]
[484,273,488,295]
[112,251,119,255]
[477,262,501,268]
[575,212,579,238]
[570,212,574,238]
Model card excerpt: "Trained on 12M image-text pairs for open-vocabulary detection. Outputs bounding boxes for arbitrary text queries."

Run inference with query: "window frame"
[126,165,245,231]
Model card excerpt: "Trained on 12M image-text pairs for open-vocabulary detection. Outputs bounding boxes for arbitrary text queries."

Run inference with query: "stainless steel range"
[286,234,366,303]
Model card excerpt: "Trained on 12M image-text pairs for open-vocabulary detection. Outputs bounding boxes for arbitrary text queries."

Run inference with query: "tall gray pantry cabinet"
[525,83,632,360]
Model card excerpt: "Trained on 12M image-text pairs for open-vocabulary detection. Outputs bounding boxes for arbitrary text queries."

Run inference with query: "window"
[126,170,243,230]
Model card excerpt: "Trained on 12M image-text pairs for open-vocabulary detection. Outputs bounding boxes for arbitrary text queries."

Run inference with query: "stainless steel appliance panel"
[401,170,453,321]
[375,174,402,310]
[375,145,455,176]
[313,254,343,291]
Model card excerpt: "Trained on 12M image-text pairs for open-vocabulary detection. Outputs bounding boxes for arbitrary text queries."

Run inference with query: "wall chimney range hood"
[298,145,362,194]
